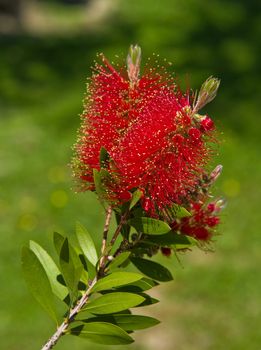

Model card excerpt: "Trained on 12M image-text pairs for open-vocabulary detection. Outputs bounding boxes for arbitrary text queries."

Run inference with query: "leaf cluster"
[21,148,197,346]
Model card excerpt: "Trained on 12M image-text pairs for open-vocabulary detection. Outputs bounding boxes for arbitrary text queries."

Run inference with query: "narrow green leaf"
[129,189,143,209]
[116,278,158,293]
[128,217,171,235]
[80,314,160,331]
[59,238,83,300]
[173,242,197,250]
[85,292,145,314]
[70,322,134,345]
[53,231,65,255]
[145,232,195,246]
[54,232,89,285]
[115,314,160,329]
[78,254,89,284]
[93,169,106,206]
[136,292,159,307]
[21,246,57,321]
[99,147,110,169]
[91,272,143,293]
[171,204,191,218]
[109,252,131,270]
[75,222,98,266]
[29,241,68,301]
[67,239,89,284]
[131,257,173,282]
[100,168,112,181]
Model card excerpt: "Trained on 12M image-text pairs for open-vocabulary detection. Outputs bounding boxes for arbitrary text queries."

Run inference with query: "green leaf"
[172,237,197,249]
[53,231,65,255]
[109,252,131,270]
[21,246,57,321]
[129,189,143,209]
[128,217,171,235]
[145,232,195,246]
[171,204,191,218]
[173,242,197,250]
[78,254,89,284]
[136,292,159,307]
[53,232,89,286]
[70,322,134,345]
[93,169,107,207]
[80,314,160,331]
[29,241,68,302]
[131,257,173,282]
[114,314,160,330]
[59,238,83,300]
[85,292,145,314]
[100,169,112,181]
[99,147,110,169]
[91,272,143,293]
[75,222,98,266]
[116,278,158,293]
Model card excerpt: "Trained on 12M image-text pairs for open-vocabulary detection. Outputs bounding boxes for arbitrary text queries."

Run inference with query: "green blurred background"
[0,0,260,349]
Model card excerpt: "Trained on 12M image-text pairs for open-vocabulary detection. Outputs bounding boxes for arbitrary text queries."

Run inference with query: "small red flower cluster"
[73,46,220,224]
[172,199,224,241]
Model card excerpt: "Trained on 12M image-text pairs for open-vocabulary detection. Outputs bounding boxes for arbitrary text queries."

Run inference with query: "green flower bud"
[193,76,220,113]
[127,44,141,86]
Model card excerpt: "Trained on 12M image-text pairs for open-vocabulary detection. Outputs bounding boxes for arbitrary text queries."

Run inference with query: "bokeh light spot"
[18,213,38,231]
[50,190,68,208]
[222,179,240,197]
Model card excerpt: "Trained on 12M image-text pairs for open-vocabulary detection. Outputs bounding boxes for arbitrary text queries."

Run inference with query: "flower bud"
[193,76,220,113]
[210,164,223,183]
[207,203,216,212]
[161,247,172,257]
[214,198,226,211]
[127,44,141,86]
[208,198,226,213]
[200,115,215,131]
[206,216,220,227]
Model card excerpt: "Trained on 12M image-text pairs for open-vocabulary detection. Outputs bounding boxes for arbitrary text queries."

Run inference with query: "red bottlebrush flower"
[111,88,214,210]
[73,52,172,194]
[172,198,222,241]
[188,127,202,143]
[72,46,219,213]
[200,115,215,132]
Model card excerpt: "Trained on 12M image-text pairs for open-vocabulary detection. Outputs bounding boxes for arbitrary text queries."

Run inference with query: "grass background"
[0,0,260,349]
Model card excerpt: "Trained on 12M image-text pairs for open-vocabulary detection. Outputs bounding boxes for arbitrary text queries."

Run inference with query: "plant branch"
[99,206,113,270]
[110,210,129,247]
[41,206,127,350]
[41,277,97,350]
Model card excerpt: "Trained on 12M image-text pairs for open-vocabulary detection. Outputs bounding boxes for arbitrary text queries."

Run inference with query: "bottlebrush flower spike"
[73,45,220,214]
